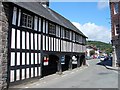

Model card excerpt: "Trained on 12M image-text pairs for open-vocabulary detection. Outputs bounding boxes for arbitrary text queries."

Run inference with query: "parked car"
[100,56,105,61]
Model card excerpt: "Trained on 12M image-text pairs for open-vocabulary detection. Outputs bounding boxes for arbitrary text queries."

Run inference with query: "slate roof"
[10,2,87,37]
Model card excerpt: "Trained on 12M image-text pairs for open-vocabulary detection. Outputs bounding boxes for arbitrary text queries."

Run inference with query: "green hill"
[87,40,112,54]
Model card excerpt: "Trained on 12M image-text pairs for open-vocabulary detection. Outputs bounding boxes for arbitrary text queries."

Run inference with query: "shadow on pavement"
[97,59,112,67]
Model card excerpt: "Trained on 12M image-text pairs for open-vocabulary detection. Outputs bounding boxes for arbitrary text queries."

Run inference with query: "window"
[114,3,119,14]
[61,27,65,38]
[49,23,56,35]
[64,30,70,39]
[79,36,82,43]
[76,34,79,42]
[70,31,72,40]
[82,37,86,44]
[12,7,17,25]
[22,13,33,29]
[72,32,75,41]
[115,23,119,36]
[56,25,59,37]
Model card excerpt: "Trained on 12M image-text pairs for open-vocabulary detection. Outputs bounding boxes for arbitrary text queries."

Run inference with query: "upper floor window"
[56,25,60,37]
[22,13,33,29]
[64,30,70,39]
[114,3,119,14]
[72,32,76,41]
[114,23,119,36]
[82,37,86,44]
[76,34,79,42]
[49,23,56,35]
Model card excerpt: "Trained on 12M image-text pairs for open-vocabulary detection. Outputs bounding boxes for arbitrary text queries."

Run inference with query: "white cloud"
[97,0,109,10]
[72,22,111,43]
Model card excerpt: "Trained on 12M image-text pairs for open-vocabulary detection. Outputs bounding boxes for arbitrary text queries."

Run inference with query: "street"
[10,59,118,88]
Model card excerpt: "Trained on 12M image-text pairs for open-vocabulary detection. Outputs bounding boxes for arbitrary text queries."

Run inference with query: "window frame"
[48,22,56,35]
[76,34,79,42]
[64,29,70,39]
[114,23,119,36]
[21,13,33,29]
[72,32,76,42]
[114,3,119,14]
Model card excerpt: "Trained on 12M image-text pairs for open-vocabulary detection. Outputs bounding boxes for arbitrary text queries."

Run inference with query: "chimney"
[40,0,49,8]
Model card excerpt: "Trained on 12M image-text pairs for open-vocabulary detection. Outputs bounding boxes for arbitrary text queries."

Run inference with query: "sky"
[49,1,111,43]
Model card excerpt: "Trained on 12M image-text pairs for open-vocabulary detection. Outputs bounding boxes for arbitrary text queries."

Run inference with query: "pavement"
[105,66,119,71]
[98,59,120,71]
[9,65,88,89]
[9,59,118,89]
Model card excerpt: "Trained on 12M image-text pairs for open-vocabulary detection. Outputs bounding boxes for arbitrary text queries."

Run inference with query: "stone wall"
[0,2,9,90]
[116,45,120,66]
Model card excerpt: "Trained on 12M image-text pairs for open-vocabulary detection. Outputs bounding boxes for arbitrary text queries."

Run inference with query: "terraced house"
[109,0,120,67]
[0,1,87,89]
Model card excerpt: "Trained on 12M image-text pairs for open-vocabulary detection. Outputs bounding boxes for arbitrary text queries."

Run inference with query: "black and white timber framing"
[2,2,87,87]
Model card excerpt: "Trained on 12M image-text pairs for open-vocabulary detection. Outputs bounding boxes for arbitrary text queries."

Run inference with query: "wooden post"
[77,56,80,67]
[69,56,72,70]
[57,55,62,75]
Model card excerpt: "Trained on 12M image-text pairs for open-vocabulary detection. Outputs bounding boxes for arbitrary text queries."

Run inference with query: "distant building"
[86,45,100,59]
[109,1,120,67]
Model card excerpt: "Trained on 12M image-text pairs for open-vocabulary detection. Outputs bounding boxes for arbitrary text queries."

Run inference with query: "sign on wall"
[61,56,65,64]
[44,56,49,66]
[72,56,77,64]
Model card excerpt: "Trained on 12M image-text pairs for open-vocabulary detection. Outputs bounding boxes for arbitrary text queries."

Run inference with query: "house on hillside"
[0,1,87,89]
[86,45,100,59]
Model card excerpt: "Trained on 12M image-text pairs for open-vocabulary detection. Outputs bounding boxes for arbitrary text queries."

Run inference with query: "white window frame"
[34,16,38,31]
[114,3,119,14]
[12,7,17,25]
[114,23,119,36]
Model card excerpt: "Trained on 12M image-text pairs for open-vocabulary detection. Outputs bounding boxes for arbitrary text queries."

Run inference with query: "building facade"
[109,1,120,67]
[86,45,100,59]
[0,1,87,89]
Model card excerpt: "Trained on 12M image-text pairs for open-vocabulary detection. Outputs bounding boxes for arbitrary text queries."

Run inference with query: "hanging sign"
[72,56,77,64]
[44,56,49,66]
[61,56,65,64]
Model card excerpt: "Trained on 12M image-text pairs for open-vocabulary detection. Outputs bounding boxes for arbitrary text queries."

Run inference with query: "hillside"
[87,40,112,54]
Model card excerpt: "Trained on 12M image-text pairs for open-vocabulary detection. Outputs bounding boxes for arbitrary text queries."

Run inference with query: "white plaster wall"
[18,9,21,26]
[46,36,48,51]
[34,16,38,31]
[17,30,20,49]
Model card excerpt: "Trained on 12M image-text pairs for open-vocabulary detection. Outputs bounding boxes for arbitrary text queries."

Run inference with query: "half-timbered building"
[0,1,87,88]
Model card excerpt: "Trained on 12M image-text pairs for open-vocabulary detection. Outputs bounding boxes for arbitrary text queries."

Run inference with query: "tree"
[90,50,95,56]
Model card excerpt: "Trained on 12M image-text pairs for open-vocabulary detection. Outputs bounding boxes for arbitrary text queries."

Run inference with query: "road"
[11,59,118,88]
